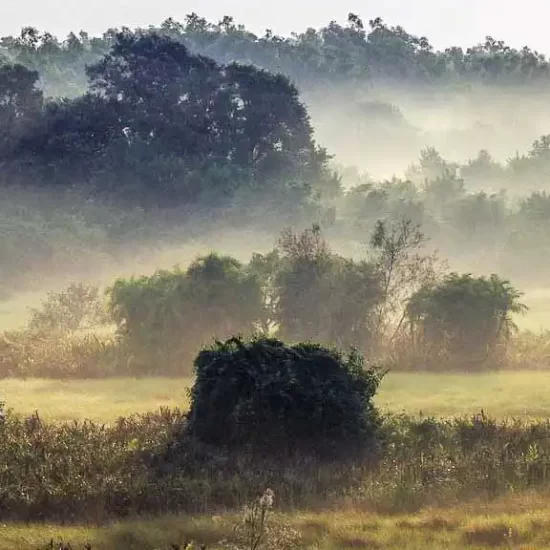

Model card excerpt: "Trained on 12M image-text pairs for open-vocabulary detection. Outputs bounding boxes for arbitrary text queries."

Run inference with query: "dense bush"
[0,331,122,378]
[187,336,383,454]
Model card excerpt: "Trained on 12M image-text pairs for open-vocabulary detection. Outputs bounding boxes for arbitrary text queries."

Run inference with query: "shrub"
[187,335,383,454]
[0,331,123,378]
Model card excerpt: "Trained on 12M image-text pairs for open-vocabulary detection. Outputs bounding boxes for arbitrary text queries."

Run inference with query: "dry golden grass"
[0,377,192,422]
[6,491,550,549]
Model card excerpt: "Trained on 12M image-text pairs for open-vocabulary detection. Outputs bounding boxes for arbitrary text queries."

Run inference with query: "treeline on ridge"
[2,13,550,99]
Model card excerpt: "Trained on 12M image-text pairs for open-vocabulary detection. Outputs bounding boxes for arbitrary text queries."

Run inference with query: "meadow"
[4,373,550,549]
[6,491,550,549]
[4,371,550,422]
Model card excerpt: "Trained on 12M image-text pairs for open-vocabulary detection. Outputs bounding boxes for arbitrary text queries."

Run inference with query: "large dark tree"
[1,31,333,207]
[0,63,43,159]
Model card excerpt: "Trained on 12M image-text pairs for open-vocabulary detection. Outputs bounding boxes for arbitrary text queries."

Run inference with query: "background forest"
[3,13,550,301]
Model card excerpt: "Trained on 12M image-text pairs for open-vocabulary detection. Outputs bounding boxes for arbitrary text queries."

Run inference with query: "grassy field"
[4,371,550,549]
[0,377,193,422]
[4,491,550,549]
[3,371,550,422]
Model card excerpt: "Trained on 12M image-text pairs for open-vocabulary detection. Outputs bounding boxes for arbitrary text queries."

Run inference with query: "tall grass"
[3,407,550,523]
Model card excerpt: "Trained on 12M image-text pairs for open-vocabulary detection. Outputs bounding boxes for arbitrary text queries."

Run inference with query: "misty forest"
[4,11,550,550]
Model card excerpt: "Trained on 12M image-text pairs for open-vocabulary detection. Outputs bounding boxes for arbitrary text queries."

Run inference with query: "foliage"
[27,283,110,336]
[3,14,550,97]
[406,273,527,369]
[0,331,122,378]
[0,31,332,209]
[252,226,382,350]
[236,489,275,550]
[187,335,383,453]
[0,63,43,159]
[4,402,550,523]
[369,218,441,344]
[108,254,264,375]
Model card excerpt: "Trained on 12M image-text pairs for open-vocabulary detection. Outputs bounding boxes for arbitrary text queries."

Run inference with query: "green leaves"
[187,335,383,454]
[406,273,527,369]
[107,254,264,375]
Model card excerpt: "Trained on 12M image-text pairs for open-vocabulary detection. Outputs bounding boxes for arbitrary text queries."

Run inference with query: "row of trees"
[104,225,525,374]
[0,31,336,208]
[2,14,550,98]
[1,224,526,376]
[336,143,550,283]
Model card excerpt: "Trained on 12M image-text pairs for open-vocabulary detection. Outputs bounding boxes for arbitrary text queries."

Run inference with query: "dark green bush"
[187,336,383,454]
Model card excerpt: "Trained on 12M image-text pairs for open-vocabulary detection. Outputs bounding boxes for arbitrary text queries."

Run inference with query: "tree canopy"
[2,14,549,98]
[406,273,527,369]
[0,31,334,209]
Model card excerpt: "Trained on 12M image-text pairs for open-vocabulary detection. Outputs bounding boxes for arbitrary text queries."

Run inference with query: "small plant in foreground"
[239,489,275,550]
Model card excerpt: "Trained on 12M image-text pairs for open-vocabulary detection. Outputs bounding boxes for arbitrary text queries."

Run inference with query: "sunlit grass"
[378,371,550,418]
[5,491,550,549]
[0,377,192,422]
[3,371,550,422]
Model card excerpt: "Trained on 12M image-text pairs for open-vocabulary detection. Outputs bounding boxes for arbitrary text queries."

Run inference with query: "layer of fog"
[4,83,550,330]
[307,84,550,188]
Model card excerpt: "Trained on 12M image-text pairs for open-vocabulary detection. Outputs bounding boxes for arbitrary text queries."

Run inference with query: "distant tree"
[506,135,550,189]
[28,283,109,336]
[0,63,43,158]
[108,254,264,374]
[406,147,458,184]
[406,273,527,369]
[460,149,504,186]
[4,31,333,207]
[266,225,381,350]
[369,218,440,342]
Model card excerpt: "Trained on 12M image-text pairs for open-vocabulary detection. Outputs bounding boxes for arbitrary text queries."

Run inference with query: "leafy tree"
[460,149,504,186]
[406,273,527,369]
[187,335,383,454]
[444,191,507,246]
[3,13,550,97]
[260,226,381,350]
[3,31,333,208]
[28,283,109,336]
[406,147,458,184]
[108,253,264,374]
[0,63,43,159]
[369,218,440,343]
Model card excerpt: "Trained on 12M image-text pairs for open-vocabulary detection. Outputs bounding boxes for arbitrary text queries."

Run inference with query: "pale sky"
[3,0,550,54]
